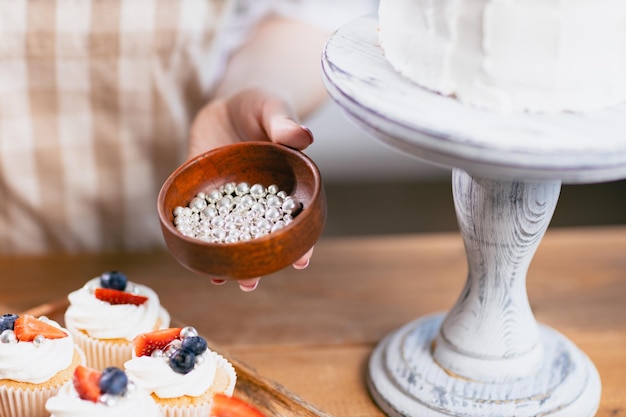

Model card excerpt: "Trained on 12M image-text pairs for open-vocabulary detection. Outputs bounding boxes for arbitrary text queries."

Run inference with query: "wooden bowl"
[157,142,327,279]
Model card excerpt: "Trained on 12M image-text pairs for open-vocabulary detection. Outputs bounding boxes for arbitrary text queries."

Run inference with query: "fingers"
[209,245,313,292]
[224,88,314,149]
[238,278,260,292]
[261,97,314,150]
[210,277,260,292]
[189,89,314,161]
[293,246,314,270]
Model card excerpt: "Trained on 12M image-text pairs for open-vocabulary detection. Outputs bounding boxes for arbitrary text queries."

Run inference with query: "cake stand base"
[368,313,601,417]
[321,15,622,417]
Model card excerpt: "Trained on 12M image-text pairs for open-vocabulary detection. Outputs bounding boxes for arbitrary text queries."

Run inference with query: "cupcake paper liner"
[0,348,84,417]
[66,326,132,371]
[64,306,170,371]
[156,352,237,417]
[0,383,60,417]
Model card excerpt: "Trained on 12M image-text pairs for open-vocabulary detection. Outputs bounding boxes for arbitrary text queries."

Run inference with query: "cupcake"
[64,270,170,370]
[124,326,236,417]
[0,314,85,417]
[45,365,161,416]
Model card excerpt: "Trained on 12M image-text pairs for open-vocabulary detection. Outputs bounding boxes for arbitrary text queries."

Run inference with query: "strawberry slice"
[13,315,67,342]
[132,327,183,357]
[73,365,102,402]
[211,394,266,417]
[94,288,149,306]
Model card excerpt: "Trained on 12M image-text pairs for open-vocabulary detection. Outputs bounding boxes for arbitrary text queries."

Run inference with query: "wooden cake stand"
[321,16,626,417]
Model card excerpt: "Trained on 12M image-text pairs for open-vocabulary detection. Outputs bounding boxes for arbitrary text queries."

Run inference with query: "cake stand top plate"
[321,16,626,184]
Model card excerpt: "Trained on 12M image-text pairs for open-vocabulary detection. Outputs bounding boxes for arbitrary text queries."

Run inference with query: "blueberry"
[181,336,208,356]
[0,314,19,332]
[99,271,128,291]
[169,349,196,374]
[99,367,128,396]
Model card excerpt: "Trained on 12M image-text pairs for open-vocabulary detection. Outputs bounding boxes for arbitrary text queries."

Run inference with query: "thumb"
[261,95,314,150]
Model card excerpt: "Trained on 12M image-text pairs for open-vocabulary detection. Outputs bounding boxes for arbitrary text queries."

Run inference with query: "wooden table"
[1,226,625,416]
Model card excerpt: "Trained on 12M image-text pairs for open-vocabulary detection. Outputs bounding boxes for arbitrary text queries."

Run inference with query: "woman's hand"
[188,88,316,291]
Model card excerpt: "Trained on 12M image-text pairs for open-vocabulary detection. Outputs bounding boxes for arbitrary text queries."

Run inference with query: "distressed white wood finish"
[321,15,618,417]
[433,172,559,382]
[321,16,626,185]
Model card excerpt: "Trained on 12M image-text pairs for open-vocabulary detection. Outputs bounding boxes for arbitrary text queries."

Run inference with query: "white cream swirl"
[65,278,170,340]
[45,379,161,417]
[0,318,74,384]
[124,351,218,398]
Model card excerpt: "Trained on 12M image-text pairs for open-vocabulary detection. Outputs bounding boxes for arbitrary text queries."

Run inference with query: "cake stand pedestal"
[321,16,626,417]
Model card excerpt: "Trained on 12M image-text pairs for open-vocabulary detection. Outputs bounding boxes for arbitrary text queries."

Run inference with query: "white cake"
[378,0,626,113]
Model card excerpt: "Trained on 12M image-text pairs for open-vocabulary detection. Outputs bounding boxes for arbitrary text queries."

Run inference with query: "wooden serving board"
[22,298,330,417]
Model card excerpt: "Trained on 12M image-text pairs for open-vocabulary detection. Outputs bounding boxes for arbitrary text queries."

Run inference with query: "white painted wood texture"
[322,15,619,417]
[321,16,626,184]
[433,171,559,382]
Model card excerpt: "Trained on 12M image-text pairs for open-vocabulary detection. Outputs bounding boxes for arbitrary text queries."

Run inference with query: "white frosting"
[65,278,170,340]
[45,379,161,417]
[378,0,626,113]
[124,351,220,399]
[0,318,74,384]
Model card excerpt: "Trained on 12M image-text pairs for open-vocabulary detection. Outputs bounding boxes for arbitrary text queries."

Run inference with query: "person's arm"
[188,15,329,290]
[187,15,329,158]
[215,14,329,118]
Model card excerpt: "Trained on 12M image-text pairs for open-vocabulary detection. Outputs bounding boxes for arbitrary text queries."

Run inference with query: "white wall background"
[304,100,451,183]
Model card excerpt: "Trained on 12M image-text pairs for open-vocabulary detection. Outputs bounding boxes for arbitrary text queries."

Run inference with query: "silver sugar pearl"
[33,334,46,347]
[250,202,265,216]
[151,349,165,358]
[180,326,198,338]
[266,195,282,208]
[169,339,183,350]
[267,184,279,195]
[223,182,237,195]
[265,207,281,221]
[100,394,118,407]
[173,206,185,216]
[258,218,272,231]
[212,228,226,241]
[173,215,187,226]
[164,345,178,357]
[1,329,17,344]
[217,196,233,209]
[198,234,212,242]
[211,216,225,228]
[254,230,268,239]
[225,221,239,231]
[195,354,206,365]
[189,197,207,212]
[250,183,266,199]
[86,280,98,293]
[225,235,239,244]
[126,283,140,294]
[176,224,193,236]
[235,182,250,196]
[240,194,255,207]
[276,190,288,199]
[207,189,222,204]
[126,380,137,393]
[196,192,206,200]
[282,197,301,215]
[201,206,218,218]
[271,221,286,233]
